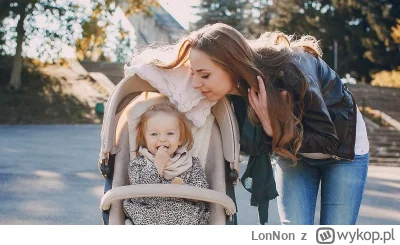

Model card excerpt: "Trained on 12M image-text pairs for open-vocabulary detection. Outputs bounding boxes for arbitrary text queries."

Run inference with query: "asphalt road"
[0,125,399,225]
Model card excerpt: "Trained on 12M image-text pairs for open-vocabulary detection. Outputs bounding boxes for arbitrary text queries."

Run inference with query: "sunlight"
[18,201,61,217]
[77,0,90,6]
[91,185,104,198]
[158,0,200,30]
[34,170,62,179]
[2,0,199,61]
[372,180,400,189]
[76,172,103,180]
[364,189,399,200]
[367,166,399,181]
[359,205,400,222]
[9,176,66,192]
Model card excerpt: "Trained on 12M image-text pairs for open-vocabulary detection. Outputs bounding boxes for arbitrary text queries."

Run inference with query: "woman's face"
[189,49,238,102]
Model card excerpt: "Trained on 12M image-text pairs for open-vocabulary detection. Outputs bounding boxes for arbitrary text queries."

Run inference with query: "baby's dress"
[122,156,210,225]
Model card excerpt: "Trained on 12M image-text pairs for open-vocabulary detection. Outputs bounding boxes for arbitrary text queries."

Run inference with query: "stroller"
[98,61,240,225]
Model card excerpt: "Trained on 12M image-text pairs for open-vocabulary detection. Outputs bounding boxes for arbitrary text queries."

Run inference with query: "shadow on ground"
[0,56,100,124]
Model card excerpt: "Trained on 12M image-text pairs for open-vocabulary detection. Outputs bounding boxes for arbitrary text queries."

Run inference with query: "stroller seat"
[98,64,241,225]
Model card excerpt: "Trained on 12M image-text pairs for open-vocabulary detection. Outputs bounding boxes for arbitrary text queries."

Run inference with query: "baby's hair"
[135,102,194,155]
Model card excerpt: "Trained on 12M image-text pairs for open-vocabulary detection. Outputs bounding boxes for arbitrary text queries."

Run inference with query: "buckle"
[100,159,110,178]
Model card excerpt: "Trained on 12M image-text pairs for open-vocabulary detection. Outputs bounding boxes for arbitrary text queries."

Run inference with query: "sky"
[158,0,201,30]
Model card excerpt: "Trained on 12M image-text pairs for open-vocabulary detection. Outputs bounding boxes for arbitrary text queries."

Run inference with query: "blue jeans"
[272,153,369,225]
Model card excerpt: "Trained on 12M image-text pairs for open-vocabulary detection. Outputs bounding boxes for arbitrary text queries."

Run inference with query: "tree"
[192,0,252,34]
[391,19,400,44]
[75,0,159,62]
[7,1,28,91]
[336,0,400,77]
[1,0,84,91]
[1,0,158,91]
[258,0,400,82]
[114,22,135,63]
[369,19,400,88]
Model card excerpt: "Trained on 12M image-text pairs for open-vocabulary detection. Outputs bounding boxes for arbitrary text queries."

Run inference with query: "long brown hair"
[129,23,322,162]
[135,103,194,155]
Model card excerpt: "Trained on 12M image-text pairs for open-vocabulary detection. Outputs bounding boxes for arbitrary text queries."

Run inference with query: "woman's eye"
[151,133,157,136]
[201,74,210,79]
[167,132,174,135]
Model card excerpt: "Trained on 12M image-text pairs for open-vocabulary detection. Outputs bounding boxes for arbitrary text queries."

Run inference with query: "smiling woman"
[129,22,370,226]
[189,49,240,102]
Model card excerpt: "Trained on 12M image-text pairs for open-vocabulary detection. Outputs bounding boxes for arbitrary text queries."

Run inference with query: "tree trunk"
[8,8,27,91]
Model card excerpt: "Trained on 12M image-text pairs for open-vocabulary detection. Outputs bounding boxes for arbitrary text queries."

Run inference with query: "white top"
[354,107,370,155]
[301,107,369,159]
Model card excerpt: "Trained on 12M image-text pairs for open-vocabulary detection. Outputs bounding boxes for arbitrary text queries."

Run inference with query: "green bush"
[371,67,400,88]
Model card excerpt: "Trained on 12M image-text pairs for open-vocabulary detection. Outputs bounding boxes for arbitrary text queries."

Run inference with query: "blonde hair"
[135,103,194,155]
[250,31,322,57]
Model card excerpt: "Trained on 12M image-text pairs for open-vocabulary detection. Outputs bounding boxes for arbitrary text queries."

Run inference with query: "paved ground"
[0,125,399,225]
[236,161,400,225]
[0,125,104,224]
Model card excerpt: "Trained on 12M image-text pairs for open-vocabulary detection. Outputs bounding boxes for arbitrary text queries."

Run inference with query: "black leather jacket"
[230,51,358,224]
[290,51,357,161]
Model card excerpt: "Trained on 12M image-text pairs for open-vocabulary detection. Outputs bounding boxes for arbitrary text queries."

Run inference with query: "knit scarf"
[138,146,192,180]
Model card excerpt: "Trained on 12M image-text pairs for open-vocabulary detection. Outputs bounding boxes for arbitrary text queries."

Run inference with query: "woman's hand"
[248,76,273,137]
[154,146,170,177]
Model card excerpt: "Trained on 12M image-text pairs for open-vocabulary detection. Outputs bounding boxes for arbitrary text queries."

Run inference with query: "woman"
[128,23,369,225]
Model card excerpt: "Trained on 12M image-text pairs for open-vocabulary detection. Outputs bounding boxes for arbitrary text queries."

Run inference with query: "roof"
[151,4,188,41]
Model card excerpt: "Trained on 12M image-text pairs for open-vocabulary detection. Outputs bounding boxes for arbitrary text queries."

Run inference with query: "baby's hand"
[154,146,170,177]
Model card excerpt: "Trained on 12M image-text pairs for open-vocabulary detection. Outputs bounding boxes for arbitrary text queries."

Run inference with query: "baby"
[123,102,210,225]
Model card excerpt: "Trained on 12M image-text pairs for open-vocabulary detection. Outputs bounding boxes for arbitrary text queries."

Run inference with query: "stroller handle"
[100,184,236,216]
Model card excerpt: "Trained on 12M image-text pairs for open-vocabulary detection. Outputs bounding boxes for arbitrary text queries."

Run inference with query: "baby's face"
[144,112,182,157]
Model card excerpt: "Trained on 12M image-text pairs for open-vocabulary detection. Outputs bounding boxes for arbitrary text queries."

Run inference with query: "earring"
[237,82,240,89]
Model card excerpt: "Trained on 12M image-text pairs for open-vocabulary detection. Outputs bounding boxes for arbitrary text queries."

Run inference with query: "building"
[125,4,188,45]
[81,2,187,85]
